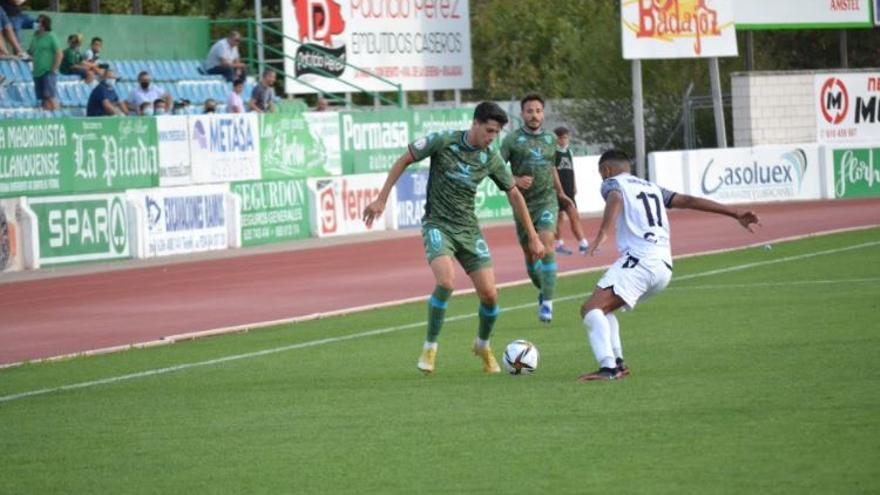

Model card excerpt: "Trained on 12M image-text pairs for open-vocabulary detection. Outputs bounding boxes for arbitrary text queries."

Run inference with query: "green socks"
[478,303,500,341]
[426,286,452,343]
[525,260,542,289]
[540,252,557,301]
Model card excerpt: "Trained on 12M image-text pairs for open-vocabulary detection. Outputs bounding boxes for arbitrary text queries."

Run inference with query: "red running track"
[1,198,878,366]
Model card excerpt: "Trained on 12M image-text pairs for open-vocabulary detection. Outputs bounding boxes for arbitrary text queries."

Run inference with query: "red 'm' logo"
[293,0,345,46]
[320,186,337,234]
[819,77,848,125]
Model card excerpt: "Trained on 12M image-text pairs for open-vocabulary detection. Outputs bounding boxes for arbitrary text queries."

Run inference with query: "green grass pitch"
[1,228,878,493]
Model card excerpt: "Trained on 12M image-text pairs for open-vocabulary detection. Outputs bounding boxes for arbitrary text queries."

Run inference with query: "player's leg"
[578,286,627,381]
[563,202,590,255]
[535,209,559,323]
[554,204,573,255]
[516,219,542,289]
[460,232,501,373]
[418,226,457,373]
[606,312,629,376]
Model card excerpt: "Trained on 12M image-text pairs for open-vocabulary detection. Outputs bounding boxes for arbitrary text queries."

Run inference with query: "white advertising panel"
[815,72,880,144]
[189,113,261,184]
[572,155,605,215]
[621,0,738,60]
[307,174,394,237]
[734,0,873,29]
[650,145,824,204]
[156,115,193,187]
[0,198,23,272]
[282,0,473,94]
[129,184,231,258]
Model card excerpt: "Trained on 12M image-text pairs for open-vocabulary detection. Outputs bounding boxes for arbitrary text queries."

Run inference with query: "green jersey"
[409,130,514,232]
[500,127,559,208]
[60,47,83,74]
[28,32,60,78]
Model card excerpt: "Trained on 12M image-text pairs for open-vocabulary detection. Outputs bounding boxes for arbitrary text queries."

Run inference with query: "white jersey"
[600,173,676,266]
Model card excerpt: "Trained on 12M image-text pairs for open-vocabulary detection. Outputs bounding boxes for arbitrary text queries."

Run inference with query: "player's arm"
[668,193,760,232]
[362,149,416,227]
[588,190,623,256]
[499,133,532,190]
[506,187,545,259]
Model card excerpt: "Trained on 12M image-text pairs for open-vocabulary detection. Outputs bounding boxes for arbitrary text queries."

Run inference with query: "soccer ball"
[503,340,539,375]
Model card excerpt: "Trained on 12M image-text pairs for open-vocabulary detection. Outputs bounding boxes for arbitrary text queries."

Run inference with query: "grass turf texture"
[1,228,878,493]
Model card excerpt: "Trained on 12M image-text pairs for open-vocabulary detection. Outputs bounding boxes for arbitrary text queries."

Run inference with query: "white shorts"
[597,255,673,309]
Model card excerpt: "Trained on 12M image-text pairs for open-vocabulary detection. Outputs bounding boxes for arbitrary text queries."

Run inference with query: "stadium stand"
[0,57,262,117]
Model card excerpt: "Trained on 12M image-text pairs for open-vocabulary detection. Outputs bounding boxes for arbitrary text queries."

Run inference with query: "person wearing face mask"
[139,102,153,116]
[27,14,61,111]
[87,69,128,116]
[153,98,168,116]
[126,70,172,116]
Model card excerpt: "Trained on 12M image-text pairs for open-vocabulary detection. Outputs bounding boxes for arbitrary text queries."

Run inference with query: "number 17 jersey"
[600,173,676,266]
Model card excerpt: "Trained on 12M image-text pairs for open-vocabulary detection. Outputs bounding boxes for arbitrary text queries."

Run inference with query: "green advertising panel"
[340,110,411,175]
[231,179,311,247]
[28,193,130,265]
[475,178,513,222]
[833,148,880,199]
[260,113,333,179]
[0,118,159,198]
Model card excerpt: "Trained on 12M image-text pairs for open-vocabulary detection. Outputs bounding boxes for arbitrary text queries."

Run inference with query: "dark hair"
[598,149,632,166]
[154,98,167,107]
[473,101,508,126]
[91,37,103,44]
[520,92,544,109]
[262,69,276,78]
[67,34,79,43]
[137,71,150,80]
[38,15,52,31]
[232,78,245,87]
[553,126,570,137]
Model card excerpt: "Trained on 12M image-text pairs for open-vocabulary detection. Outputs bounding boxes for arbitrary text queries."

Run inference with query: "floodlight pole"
[255,0,266,75]
[632,59,646,178]
[708,57,727,148]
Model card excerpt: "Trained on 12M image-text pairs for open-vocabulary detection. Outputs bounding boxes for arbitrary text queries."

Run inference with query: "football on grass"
[503,340,538,375]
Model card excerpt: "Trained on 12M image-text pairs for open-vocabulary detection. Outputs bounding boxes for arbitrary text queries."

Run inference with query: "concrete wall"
[732,71,816,147]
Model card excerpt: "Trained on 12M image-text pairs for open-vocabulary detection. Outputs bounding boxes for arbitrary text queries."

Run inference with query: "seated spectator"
[171,98,190,115]
[126,70,171,115]
[248,69,276,113]
[204,98,217,114]
[153,98,168,116]
[86,69,127,116]
[227,78,245,113]
[0,0,26,58]
[1,0,34,46]
[138,101,153,116]
[204,31,246,83]
[81,36,106,77]
[27,14,61,111]
[315,96,329,112]
[60,34,95,83]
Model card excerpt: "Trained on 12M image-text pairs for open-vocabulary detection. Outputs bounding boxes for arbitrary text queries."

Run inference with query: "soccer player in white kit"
[579,150,760,381]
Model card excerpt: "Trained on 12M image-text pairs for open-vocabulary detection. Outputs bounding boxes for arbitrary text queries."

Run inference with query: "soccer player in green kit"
[363,102,545,374]
[500,93,575,323]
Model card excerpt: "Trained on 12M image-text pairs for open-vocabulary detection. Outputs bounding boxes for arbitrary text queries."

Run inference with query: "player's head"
[471,102,508,149]
[91,37,103,53]
[520,93,545,131]
[598,149,632,179]
[554,126,570,147]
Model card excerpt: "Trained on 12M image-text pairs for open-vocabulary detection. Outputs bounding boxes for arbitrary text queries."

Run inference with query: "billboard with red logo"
[306,174,395,237]
[815,73,880,143]
[281,0,472,94]
[621,0,738,60]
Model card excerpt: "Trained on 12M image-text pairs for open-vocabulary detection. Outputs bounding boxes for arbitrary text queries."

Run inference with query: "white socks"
[607,312,623,360]
[423,341,438,351]
[579,239,589,249]
[584,309,616,369]
[474,338,490,350]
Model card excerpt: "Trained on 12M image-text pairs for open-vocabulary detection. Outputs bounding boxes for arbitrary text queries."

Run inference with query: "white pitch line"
[1,237,878,404]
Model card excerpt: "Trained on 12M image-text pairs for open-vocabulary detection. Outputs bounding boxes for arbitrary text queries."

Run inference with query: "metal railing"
[210,18,404,108]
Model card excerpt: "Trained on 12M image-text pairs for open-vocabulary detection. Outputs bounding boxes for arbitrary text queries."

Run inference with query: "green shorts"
[515,203,558,245]
[422,223,493,274]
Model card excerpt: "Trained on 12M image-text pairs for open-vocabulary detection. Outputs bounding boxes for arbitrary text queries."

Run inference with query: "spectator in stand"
[204,31,246,82]
[125,70,172,116]
[204,98,217,113]
[227,78,245,113]
[138,101,153,116]
[1,0,34,47]
[153,98,168,116]
[0,0,27,59]
[86,69,127,116]
[60,34,95,83]
[315,96,329,112]
[27,15,61,111]
[81,36,106,78]
[248,69,276,113]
